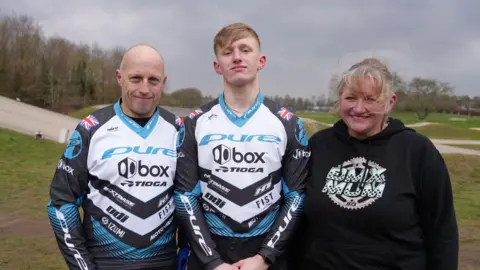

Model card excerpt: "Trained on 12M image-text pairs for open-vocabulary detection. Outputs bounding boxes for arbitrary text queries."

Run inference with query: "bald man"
[47,44,188,270]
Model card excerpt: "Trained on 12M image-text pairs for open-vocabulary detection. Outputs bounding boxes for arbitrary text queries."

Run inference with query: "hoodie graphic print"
[322,156,386,210]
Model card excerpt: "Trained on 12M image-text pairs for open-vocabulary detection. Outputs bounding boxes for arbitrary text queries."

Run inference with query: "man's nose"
[232,50,242,63]
[138,79,151,94]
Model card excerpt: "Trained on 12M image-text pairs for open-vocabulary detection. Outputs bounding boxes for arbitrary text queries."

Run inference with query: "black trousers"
[187,234,288,270]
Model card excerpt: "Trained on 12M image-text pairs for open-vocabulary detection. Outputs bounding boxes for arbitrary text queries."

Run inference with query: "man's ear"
[161,76,168,91]
[258,54,266,71]
[115,69,122,85]
[213,60,223,75]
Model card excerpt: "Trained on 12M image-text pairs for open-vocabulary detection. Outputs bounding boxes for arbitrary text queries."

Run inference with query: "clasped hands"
[214,254,269,270]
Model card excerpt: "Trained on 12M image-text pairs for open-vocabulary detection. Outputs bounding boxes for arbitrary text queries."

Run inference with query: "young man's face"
[213,36,266,87]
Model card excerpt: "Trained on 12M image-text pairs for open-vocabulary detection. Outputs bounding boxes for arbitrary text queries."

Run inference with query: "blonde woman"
[294,58,458,269]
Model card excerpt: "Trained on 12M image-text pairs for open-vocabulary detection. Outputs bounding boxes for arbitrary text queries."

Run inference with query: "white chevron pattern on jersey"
[87,181,175,235]
[199,180,283,223]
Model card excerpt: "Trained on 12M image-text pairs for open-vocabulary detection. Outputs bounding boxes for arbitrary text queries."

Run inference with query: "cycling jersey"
[47,100,183,269]
[174,93,310,270]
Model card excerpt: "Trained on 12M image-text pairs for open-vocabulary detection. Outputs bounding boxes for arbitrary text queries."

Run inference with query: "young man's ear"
[258,55,266,71]
[213,60,223,75]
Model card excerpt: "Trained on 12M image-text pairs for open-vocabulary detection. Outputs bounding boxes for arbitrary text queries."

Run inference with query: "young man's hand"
[213,263,240,270]
[232,255,269,270]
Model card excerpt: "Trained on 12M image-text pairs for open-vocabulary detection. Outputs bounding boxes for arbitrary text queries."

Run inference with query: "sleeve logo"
[64,130,82,159]
[294,119,308,146]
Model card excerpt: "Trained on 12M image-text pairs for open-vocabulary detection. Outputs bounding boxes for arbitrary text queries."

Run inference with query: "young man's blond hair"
[213,22,261,55]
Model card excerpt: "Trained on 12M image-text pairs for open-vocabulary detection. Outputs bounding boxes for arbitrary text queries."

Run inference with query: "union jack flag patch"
[80,115,99,130]
[175,115,183,126]
[278,107,293,120]
[188,108,203,119]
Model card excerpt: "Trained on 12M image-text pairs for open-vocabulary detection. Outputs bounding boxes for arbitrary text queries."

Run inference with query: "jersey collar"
[219,92,264,128]
[114,99,160,139]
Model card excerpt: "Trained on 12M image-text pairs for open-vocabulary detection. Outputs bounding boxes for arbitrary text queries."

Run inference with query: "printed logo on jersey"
[199,134,281,146]
[55,210,89,269]
[322,157,386,210]
[212,144,266,164]
[64,130,82,159]
[101,146,176,160]
[277,107,293,120]
[293,149,311,159]
[57,159,74,175]
[80,114,99,130]
[101,216,126,238]
[207,113,218,120]
[212,144,265,173]
[117,157,170,187]
[188,108,203,119]
[294,119,308,147]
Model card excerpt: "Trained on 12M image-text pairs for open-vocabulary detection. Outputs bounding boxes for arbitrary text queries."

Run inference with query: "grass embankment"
[69,106,98,119]
[298,111,480,128]
[412,125,480,140]
[446,145,480,151]
[299,111,480,140]
[0,128,479,269]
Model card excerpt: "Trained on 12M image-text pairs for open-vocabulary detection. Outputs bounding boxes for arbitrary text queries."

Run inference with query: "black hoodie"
[295,118,458,270]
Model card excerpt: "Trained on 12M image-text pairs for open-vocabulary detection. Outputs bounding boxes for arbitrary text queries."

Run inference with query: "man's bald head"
[115,43,167,118]
[119,44,165,73]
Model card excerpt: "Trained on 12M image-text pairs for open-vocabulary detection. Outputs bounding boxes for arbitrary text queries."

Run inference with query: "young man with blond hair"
[174,23,310,270]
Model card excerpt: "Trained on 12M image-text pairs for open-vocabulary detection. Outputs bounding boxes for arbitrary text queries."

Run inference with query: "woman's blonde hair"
[329,57,394,116]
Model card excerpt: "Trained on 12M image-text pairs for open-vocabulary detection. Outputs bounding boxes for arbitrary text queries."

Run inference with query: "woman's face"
[339,78,396,139]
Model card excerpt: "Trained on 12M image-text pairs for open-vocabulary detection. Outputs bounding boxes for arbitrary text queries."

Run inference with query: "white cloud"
[1,0,478,97]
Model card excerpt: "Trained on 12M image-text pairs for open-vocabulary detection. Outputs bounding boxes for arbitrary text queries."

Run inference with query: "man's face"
[213,37,266,87]
[116,58,166,117]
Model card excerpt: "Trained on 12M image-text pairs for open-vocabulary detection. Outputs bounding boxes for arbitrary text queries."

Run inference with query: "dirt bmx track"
[0,96,192,143]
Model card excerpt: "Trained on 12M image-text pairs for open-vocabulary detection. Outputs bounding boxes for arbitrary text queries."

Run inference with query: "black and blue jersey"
[47,100,183,269]
[173,93,311,270]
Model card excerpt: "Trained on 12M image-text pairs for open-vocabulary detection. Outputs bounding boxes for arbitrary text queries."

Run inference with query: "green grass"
[0,237,64,269]
[69,106,98,119]
[446,144,480,151]
[0,129,64,219]
[303,120,330,137]
[444,155,480,230]
[0,128,479,269]
[297,112,339,124]
[412,124,480,140]
[392,112,480,128]
[297,111,480,128]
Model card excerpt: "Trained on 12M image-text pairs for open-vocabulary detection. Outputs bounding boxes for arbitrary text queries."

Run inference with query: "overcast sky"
[2,0,479,98]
